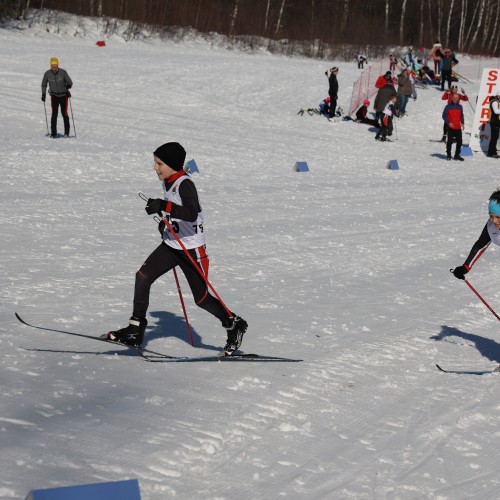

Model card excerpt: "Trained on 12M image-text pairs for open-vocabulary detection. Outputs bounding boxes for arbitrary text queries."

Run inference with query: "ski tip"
[15,312,26,324]
[436,363,446,372]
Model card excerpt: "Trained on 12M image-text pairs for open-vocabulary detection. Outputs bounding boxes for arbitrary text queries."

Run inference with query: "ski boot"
[107,316,147,346]
[223,315,248,355]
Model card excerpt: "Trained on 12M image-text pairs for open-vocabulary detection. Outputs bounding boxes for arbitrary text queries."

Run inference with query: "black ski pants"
[446,128,462,157]
[50,95,70,136]
[133,242,229,323]
[488,123,500,156]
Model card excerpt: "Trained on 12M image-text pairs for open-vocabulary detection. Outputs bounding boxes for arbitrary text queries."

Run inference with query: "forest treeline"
[2,0,499,56]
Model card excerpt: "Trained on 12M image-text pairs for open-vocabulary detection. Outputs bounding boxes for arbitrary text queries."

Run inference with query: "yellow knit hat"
[50,57,59,65]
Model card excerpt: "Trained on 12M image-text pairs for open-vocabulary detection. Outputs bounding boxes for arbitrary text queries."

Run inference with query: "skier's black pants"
[50,95,70,135]
[488,123,500,156]
[441,69,452,90]
[133,242,229,322]
[446,128,462,157]
[328,94,337,118]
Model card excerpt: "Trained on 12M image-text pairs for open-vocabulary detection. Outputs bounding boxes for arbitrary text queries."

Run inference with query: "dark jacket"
[374,84,397,113]
[440,54,458,72]
[355,105,368,121]
[328,74,338,98]
[489,96,500,127]
[41,68,73,98]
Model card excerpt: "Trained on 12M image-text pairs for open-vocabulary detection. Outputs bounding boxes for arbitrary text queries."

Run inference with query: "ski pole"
[172,267,195,346]
[43,100,49,136]
[464,278,500,322]
[68,96,77,138]
[452,268,500,322]
[139,192,233,318]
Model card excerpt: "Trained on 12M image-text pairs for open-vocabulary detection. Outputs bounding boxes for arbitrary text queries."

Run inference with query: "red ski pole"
[464,278,500,322]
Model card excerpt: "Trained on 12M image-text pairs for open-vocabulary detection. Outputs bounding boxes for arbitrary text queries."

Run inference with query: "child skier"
[355,99,378,126]
[442,93,464,161]
[107,142,248,355]
[375,95,398,141]
[452,190,500,280]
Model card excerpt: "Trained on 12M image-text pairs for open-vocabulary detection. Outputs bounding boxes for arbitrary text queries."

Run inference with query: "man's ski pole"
[43,100,49,136]
[139,192,233,318]
[462,276,500,322]
[68,96,77,138]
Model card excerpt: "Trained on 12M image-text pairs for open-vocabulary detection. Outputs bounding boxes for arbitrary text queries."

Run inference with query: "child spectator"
[375,95,399,141]
[355,99,378,126]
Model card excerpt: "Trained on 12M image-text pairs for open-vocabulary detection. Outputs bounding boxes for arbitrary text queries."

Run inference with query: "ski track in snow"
[2,10,500,500]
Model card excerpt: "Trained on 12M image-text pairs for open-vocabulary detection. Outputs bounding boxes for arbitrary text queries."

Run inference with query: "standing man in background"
[41,57,73,138]
[325,67,339,119]
[487,88,500,159]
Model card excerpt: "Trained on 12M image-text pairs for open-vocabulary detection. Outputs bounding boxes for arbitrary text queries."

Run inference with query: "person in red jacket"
[439,85,468,142]
[442,93,464,161]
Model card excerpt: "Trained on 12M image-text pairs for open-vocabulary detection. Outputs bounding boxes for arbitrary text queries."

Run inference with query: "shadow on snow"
[431,325,500,363]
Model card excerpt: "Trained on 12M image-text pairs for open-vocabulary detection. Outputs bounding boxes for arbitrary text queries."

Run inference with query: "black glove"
[66,84,72,89]
[452,265,468,280]
[145,198,167,215]
[41,96,46,102]
[158,220,165,236]
[67,90,71,98]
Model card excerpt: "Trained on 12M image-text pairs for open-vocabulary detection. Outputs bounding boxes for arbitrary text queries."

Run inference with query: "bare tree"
[385,0,389,33]
[341,0,349,32]
[399,0,407,45]
[264,0,271,32]
[275,0,285,35]
[465,0,486,50]
[229,0,239,36]
[457,0,467,48]
[445,0,455,47]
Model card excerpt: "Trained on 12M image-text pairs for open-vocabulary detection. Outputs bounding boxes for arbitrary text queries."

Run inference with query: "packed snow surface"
[2,11,500,500]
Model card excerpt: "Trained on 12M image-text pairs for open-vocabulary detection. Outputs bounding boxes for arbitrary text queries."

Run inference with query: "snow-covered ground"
[2,11,500,500]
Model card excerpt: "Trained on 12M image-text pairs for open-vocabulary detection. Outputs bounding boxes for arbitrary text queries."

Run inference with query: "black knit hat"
[153,142,186,171]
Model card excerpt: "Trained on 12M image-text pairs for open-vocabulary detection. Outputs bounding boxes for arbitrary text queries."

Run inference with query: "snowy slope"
[2,12,500,500]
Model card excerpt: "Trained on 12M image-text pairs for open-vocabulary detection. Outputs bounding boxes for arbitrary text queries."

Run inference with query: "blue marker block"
[293,161,309,172]
[25,479,141,500]
[460,146,473,156]
[386,159,399,170]
[185,159,199,173]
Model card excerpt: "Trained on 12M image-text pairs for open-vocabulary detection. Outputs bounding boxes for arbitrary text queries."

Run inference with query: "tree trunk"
[264,0,271,32]
[419,0,424,47]
[341,0,349,32]
[468,0,486,50]
[487,0,500,53]
[399,0,407,45]
[20,0,31,20]
[457,0,466,49]
[230,0,239,36]
[385,0,389,33]
[275,0,286,35]
[445,0,455,47]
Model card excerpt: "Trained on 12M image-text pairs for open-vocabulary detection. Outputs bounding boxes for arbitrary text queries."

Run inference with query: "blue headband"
[488,199,500,215]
